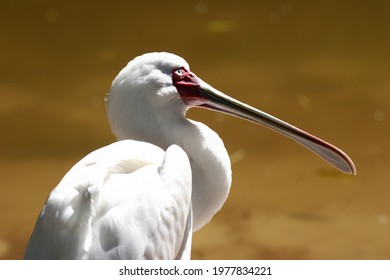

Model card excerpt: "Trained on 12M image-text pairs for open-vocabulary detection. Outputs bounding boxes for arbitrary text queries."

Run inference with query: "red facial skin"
[172,67,207,107]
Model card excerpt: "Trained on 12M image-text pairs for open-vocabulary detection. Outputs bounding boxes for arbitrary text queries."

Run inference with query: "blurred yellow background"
[1,0,389,259]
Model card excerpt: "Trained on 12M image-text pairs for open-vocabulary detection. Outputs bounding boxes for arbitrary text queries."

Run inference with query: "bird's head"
[106,52,190,143]
[106,52,356,175]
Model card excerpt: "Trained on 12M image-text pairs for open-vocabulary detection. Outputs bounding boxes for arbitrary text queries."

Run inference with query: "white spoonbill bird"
[24,52,356,260]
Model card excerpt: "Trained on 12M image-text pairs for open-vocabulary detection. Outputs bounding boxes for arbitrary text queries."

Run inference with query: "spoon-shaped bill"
[196,81,356,175]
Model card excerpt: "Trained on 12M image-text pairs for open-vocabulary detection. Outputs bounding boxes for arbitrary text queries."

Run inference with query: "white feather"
[24,140,192,259]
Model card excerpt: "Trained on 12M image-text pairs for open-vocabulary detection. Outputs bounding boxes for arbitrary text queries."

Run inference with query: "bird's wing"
[174,204,193,260]
[24,140,192,260]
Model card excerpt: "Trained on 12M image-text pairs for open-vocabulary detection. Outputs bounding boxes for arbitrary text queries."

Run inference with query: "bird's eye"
[174,69,184,76]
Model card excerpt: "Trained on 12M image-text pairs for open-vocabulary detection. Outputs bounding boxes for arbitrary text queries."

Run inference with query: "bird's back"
[24,140,193,259]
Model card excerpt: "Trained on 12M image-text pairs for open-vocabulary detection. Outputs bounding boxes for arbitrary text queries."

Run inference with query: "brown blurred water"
[1,0,389,259]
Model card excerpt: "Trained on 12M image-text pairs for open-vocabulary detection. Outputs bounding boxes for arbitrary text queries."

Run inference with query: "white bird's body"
[25,141,193,259]
[25,52,355,260]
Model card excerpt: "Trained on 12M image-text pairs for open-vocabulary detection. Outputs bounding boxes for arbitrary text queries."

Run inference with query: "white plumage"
[25,141,193,259]
[24,52,355,260]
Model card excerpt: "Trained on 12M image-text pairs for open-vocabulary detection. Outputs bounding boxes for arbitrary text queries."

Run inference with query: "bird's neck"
[164,118,232,231]
[110,103,232,232]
